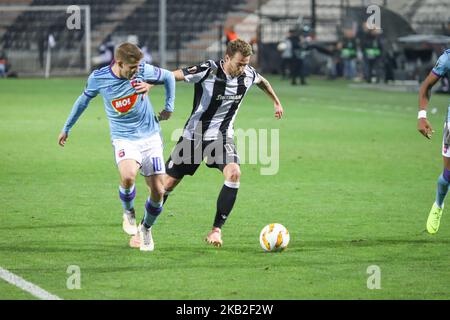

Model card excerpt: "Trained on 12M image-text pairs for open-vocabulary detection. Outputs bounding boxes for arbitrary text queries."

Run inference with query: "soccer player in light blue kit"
[58,42,175,251]
[417,48,450,234]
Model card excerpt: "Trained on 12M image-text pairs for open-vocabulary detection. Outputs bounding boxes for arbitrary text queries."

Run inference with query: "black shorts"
[166,136,240,179]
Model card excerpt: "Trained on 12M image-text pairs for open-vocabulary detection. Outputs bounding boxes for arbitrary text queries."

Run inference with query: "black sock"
[214,183,239,228]
[163,192,170,205]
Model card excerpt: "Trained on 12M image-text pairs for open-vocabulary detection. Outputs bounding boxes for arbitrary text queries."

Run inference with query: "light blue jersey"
[432,49,450,119]
[62,62,175,140]
[432,49,450,79]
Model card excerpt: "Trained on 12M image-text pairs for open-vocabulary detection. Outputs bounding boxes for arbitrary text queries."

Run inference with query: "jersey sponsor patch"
[187,66,198,74]
[216,94,243,101]
[224,143,234,154]
[186,61,211,74]
[111,94,138,114]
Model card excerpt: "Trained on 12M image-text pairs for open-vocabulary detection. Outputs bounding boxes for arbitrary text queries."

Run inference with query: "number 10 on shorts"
[152,157,162,172]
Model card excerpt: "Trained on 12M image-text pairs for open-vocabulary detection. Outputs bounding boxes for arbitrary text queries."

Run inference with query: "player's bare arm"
[58,132,68,147]
[134,81,154,94]
[173,69,185,81]
[256,75,284,119]
[418,72,440,139]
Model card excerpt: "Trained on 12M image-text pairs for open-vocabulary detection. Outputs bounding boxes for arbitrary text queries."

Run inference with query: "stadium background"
[0,0,449,79]
[0,0,450,300]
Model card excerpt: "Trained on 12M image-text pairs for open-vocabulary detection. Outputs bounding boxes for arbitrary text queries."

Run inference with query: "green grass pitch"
[0,76,449,299]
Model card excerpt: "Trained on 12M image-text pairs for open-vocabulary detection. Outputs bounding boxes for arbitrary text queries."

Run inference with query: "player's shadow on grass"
[0,223,118,230]
[0,243,125,253]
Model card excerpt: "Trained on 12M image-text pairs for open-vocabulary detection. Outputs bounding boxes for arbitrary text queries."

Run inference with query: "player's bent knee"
[121,175,136,188]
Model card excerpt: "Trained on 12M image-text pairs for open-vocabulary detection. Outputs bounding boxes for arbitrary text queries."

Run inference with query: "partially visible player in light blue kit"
[417,48,450,234]
[58,42,175,251]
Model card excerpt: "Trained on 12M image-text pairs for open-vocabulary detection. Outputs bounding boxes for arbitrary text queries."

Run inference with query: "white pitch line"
[0,266,62,300]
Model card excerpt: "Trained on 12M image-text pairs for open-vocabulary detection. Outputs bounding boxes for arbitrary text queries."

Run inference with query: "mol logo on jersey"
[111,94,138,114]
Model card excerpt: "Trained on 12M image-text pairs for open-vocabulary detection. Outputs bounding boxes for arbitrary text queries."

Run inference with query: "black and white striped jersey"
[181,59,262,141]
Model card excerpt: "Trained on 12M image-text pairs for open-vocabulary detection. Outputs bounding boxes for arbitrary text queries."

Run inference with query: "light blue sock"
[143,198,163,228]
[119,185,135,211]
[436,172,450,208]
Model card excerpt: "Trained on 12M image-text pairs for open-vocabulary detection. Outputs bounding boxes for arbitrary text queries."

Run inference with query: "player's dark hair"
[115,42,143,64]
[226,39,253,58]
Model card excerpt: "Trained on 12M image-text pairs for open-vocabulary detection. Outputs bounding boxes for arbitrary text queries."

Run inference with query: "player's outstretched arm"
[58,94,93,147]
[417,72,440,139]
[59,73,98,147]
[173,69,185,81]
[58,132,68,147]
[256,75,284,119]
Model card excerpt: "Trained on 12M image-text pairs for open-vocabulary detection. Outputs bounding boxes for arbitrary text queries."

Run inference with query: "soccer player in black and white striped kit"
[131,39,284,247]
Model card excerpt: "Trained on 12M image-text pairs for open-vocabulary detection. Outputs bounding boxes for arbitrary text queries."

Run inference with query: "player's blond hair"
[226,39,253,58]
[114,42,143,64]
